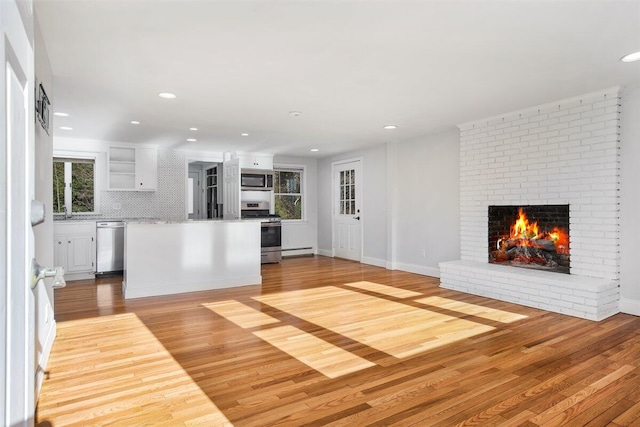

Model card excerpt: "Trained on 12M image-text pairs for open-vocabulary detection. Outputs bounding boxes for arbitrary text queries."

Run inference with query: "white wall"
[33,11,56,397]
[317,138,460,273]
[274,155,318,255]
[392,129,460,277]
[317,144,388,265]
[620,84,640,315]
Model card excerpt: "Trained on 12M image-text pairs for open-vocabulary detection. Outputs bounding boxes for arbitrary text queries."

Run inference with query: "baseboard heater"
[282,247,314,258]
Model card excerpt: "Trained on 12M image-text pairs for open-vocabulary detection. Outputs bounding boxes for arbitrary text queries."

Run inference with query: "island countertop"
[123,220,262,299]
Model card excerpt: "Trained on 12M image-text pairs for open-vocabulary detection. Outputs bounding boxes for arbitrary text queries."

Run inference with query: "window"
[339,169,356,215]
[274,167,304,220]
[53,157,95,214]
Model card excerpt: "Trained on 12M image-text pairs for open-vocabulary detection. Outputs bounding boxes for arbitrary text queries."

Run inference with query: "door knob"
[353,216,360,220]
[30,258,66,289]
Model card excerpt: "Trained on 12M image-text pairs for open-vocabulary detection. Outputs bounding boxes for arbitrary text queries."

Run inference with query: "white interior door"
[333,160,362,261]
[1,0,36,424]
[188,171,200,219]
[223,157,240,219]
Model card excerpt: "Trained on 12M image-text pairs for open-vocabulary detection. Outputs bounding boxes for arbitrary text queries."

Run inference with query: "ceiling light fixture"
[158,92,177,99]
[241,133,249,136]
[53,112,69,117]
[186,138,197,142]
[310,148,320,152]
[289,111,302,117]
[189,127,198,131]
[130,121,140,125]
[59,126,73,130]
[620,51,640,62]
[383,124,398,130]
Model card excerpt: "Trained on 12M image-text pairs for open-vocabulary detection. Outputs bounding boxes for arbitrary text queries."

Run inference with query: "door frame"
[188,170,201,219]
[1,0,36,424]
[331,157,363,261]
[184,155,223,219]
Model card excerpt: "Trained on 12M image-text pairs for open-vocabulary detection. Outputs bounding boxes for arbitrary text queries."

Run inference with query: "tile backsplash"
[56,148,186,221]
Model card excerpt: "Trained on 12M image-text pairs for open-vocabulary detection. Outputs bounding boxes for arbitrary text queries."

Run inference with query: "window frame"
[53,150,101,215]
[273,164,306,222]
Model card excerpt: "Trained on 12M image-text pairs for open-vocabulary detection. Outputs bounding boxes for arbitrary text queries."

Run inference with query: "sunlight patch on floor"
[37,313,234,426]
[203,300,281,328]
[254,325,376,378]
[343,281,423,298]
[415,296,529,323]
[254,286,495,359]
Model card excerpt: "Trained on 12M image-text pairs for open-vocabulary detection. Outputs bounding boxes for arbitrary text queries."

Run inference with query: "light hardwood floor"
[37,256,640,426]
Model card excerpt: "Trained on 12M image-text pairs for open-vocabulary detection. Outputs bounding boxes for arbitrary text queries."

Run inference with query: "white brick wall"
[441,87,622,320]
[458,87,621,280]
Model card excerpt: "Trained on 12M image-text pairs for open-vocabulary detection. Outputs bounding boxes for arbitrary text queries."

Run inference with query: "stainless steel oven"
[241,201,282,264]
[260,218,282,264]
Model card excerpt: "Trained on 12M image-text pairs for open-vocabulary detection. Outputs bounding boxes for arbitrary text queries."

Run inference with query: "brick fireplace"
[440,87,621,321]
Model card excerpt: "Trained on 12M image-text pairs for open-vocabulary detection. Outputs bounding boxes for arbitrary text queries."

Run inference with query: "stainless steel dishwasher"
[96,221,125,274]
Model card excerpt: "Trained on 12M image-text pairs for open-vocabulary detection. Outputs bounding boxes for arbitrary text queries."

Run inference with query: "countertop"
[54,217,258,224]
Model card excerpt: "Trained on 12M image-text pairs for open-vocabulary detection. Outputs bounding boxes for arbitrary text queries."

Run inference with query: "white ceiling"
[35,0,640,158]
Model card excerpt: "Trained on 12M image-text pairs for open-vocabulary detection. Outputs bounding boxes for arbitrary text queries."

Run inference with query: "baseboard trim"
[619,297,640,317]
[361,256,386,268]
[64,271,95,281]
[394,262,441,278]
[317,249,333,257]
[124,275,262,299]
[36,320,57,399]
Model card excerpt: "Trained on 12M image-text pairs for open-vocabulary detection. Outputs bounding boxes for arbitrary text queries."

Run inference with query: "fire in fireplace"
[488,205,570,274]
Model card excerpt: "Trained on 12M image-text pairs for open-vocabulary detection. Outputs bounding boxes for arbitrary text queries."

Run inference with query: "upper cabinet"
[108,146,157,191]
[238,154,273,170]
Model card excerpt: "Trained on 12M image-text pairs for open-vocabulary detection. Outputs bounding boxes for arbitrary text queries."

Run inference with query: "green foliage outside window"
[53,159,95,214]
[53,161,65,213]
[274,169,303,220]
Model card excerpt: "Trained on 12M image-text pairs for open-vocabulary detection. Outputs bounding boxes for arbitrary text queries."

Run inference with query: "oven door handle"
[261,222,281,228]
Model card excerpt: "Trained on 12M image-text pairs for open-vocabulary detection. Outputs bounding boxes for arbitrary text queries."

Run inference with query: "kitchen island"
[123,220,261,299]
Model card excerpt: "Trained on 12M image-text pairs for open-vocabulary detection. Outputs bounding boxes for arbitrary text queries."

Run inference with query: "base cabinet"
[53,222,96,280]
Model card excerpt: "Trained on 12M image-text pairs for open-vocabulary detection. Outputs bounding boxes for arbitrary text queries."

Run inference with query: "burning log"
[503,238,556,252]
[506,246,558,267]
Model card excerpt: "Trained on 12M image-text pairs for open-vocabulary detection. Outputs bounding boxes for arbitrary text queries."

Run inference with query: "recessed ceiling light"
[186,138,197,142]
[130,121,140,125]
[310,148,320,152]
[158,92,176,99]
[54,112,69,117]
[189,127,198,131]
[59,126,73,130]
[289,111,302,117]
[241,133,249,136]
[383,124,398,130]
[621,51,640,62]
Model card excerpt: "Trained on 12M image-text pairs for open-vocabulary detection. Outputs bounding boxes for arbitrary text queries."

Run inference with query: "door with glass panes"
[333,159,362,261]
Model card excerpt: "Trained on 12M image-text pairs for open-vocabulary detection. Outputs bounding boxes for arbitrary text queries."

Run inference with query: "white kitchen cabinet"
[53,222,96,280]
[239,154,273,170]
[135,147,158,190]
[108,146,157,191]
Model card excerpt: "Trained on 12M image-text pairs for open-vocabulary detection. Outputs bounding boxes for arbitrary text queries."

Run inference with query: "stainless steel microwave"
[241,169,274,190]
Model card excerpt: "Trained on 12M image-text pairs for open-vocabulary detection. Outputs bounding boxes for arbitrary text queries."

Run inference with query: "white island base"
[123,220,262,299]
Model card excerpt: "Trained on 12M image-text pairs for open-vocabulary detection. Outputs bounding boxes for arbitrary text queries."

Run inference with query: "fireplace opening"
[488,205,570,274]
